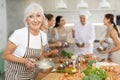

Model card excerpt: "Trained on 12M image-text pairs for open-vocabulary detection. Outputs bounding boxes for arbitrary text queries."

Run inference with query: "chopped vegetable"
[83,66,107,80]
[88,60,97,66]
[61,50,73,58]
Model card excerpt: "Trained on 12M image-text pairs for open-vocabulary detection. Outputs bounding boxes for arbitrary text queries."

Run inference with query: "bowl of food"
[96,46,107,51]
[76,42,84,48]
[36,59,55,73]
[61,42,69,48]
[75,39,84,48]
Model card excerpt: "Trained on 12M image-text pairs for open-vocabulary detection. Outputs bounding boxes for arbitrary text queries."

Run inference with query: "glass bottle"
[77,55,81,73]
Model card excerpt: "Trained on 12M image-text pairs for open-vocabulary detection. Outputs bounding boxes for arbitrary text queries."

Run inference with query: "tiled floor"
[0,73,5,80]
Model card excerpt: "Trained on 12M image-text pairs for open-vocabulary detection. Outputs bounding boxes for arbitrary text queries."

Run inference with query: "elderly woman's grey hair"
[24,3,45,27]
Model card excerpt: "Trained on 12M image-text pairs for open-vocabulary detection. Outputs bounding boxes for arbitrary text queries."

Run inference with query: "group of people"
[2,2,120,80]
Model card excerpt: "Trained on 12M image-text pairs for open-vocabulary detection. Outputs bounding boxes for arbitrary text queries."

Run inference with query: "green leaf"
[83,66,107,80]
[61,50,73,58]
[82,76,90,80]
[88,60,97,66]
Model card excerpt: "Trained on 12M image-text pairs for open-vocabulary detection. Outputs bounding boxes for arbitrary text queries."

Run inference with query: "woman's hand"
[55,41,62,47]
[39,55,45,60]
[24,58,36,69]
[98,50,109,54]
[50,49,59,55]
[72,29,75,38]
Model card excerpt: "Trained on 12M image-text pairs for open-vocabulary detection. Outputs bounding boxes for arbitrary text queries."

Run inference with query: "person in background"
[98,13,120,64]
[52,15,68,43]
[44,13,61,48]
[2,3,48,80]
[40,14,61,57]
[45,13,55,42]
[72,13,95,56]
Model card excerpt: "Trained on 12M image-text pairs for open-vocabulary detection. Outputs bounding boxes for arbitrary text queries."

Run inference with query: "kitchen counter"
[35,56,120,80]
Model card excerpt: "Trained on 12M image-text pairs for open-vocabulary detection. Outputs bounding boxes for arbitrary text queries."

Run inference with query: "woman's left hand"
[98,50,108,54]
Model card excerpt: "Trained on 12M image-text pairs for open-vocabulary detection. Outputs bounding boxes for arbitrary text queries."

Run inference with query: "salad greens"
[61,50,73,58]
[83,73,101,80]
[88,60,97,66]
[83,66,107,80]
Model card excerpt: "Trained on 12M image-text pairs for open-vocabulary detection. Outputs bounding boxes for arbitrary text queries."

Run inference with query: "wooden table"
[35,57,120,80]
[35,59,87,80]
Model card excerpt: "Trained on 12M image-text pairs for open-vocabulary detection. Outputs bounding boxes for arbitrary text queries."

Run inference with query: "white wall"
[0,0,7,50]
[4,0,120,38]
[42,0,119,23]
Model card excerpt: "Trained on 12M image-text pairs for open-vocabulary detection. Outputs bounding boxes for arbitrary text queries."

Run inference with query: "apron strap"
[28,27,30,49]
[40,31,43,47]
[27,28,43,53]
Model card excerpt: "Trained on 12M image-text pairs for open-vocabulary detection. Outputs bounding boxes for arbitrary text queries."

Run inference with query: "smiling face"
[79,15,86,25]
[26,9,43,30]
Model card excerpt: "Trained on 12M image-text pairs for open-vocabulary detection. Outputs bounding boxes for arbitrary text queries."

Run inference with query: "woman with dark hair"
[52,16,67,42]
[54,16,63,28]
[40,14,62,57]
[98,13,120,64]
[45,14,56,42]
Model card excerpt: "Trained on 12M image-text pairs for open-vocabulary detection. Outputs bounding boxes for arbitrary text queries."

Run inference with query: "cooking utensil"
[75,39,84,47]
[61,42,69,48]
[36,59,55,73]
[96,46,107,51]
[33,59,55,79]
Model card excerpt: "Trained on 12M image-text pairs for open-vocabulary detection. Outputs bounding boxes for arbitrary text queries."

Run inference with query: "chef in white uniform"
[72,12,95,55]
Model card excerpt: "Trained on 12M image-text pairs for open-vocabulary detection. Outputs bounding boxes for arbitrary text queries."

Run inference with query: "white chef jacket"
[73,22,95,55]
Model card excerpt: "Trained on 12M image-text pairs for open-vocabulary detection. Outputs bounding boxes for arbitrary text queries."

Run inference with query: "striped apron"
[5,31,42,80]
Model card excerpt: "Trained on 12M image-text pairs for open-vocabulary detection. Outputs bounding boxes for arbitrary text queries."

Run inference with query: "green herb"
[83,73,101,80]
[61,50,73,58]
[83,66,107,80]
[88,60,97,66]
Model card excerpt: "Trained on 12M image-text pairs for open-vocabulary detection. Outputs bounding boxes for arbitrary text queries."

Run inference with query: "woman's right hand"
[51,49,59,55]
[24,58,36,69]
[55,41,62,47]
[72,29,75,38]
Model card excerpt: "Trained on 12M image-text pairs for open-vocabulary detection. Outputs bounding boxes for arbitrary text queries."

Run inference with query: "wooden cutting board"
[41,73,82,80]
[41,73,63,80]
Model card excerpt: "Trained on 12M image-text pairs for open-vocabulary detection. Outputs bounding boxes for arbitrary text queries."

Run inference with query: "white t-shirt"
[9,27,48,58]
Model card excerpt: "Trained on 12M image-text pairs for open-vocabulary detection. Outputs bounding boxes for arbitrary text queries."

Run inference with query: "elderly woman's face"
[26,9,43,30]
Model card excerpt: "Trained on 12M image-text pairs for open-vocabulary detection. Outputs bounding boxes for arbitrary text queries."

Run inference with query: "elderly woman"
[2,3,47,80]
